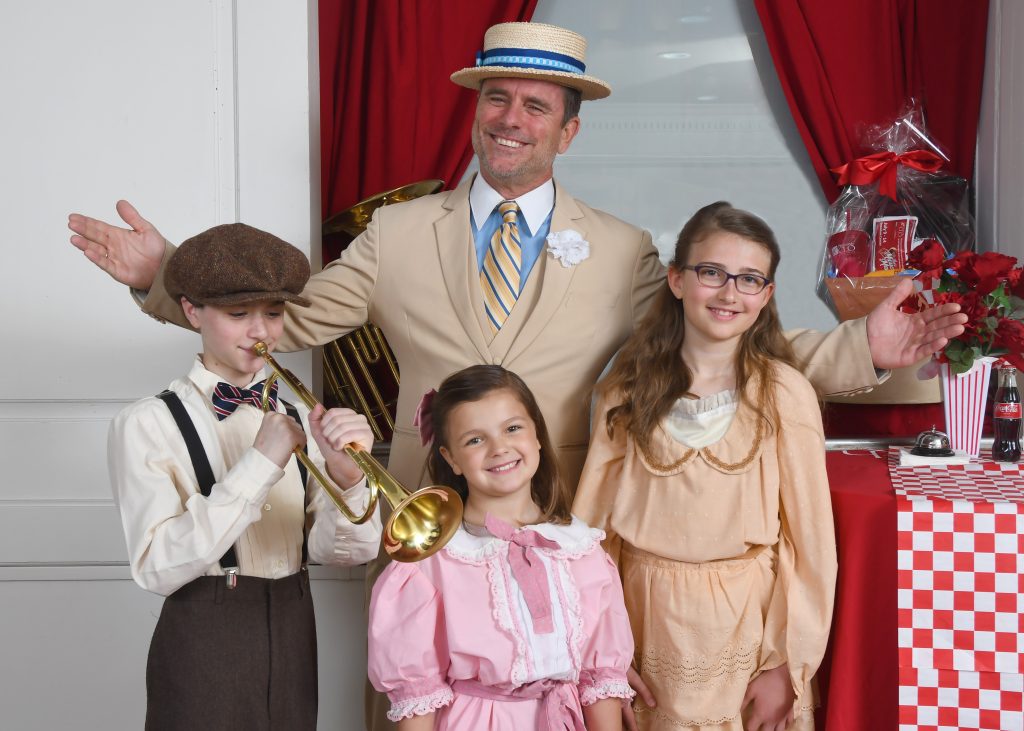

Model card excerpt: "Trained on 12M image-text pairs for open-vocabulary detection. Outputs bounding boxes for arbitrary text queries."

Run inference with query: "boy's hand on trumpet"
[253,412,307,468]
[310,405,375,489]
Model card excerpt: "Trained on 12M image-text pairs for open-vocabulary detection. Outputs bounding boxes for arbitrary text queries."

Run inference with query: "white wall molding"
[0,564,363,581]
[0,498,114,508]
[0,399,131,421]
[213,0,240,223]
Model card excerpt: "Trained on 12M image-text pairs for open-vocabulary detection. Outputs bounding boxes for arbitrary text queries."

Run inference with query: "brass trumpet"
[252,342,463,562]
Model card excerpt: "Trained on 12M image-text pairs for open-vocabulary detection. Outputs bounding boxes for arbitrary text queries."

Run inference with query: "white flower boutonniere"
[545,229,590,268]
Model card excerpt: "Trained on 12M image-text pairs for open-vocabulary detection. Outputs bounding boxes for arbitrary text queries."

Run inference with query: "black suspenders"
[156,390,310,578]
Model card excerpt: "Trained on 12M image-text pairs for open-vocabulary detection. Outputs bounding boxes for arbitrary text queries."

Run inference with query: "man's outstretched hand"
[69,200,166,291]
[866,277,968,369]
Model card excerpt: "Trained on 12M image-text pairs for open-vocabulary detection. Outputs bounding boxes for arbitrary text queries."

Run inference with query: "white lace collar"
[444,515,604,564]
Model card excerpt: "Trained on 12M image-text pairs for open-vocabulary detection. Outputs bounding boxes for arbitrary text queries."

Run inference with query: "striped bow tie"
[211,380,278,420]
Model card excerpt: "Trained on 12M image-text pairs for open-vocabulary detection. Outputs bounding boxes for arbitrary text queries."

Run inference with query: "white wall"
[531,0,835,332]
[978,0,1024,259]
[0,2,366,730]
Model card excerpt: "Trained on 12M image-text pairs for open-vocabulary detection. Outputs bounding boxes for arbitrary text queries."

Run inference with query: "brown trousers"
[145,571,317,731]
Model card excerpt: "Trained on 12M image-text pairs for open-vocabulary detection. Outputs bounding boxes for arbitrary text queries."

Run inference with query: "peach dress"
[574,364,837,730]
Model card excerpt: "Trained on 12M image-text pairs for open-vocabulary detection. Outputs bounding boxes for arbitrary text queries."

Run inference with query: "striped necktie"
[481,200,522,334]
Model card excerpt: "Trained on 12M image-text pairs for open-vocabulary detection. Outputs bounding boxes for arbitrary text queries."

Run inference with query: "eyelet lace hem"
[386,687,454,722]
[634,700,816,727]
[640,643,759,689]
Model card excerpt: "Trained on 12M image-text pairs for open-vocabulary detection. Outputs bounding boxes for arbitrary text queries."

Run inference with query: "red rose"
[1000,352,1024,371]
[908,239,947,278]
[955,251,1018,296]
[1010,268,1024,299]
[935,291,989,338]
[995,318,1024,356]
[946,251,976,274]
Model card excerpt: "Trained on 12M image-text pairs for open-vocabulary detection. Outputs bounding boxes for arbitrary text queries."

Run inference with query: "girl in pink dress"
[368,365,635,730]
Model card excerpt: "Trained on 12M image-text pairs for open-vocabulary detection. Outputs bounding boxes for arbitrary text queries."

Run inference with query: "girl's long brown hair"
[600,201,801,450]
[428,365,572,524]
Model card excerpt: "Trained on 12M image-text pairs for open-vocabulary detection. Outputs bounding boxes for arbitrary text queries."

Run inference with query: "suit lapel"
[434,177,492,362]
[502,181,585,364]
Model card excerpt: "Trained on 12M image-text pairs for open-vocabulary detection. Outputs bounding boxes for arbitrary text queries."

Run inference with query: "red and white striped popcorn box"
[940,357,997,458]
[916,276,939,304]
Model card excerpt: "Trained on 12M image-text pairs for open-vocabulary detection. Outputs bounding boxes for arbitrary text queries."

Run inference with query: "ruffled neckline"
[667,389,736,418]
[635,375,769,477]
[444,515,604,564]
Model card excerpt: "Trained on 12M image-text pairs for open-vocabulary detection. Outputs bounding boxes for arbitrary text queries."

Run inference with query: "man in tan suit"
[70,21,964,731]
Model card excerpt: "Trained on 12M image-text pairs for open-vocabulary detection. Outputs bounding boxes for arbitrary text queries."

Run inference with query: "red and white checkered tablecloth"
[900,667,1023,730]
[890,448,1024,503]
[893,448,1024,730]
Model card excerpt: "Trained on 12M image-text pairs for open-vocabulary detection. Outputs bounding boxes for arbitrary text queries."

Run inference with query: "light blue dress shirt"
[469,176,554,293]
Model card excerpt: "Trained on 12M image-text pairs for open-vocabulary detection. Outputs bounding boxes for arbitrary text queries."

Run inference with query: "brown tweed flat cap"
[166,223,312,308]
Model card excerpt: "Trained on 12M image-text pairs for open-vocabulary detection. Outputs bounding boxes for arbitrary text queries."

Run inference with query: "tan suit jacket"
[142,176,881,490]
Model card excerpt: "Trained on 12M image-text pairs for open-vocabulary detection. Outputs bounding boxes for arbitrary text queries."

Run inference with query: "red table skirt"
[816,450,899,730]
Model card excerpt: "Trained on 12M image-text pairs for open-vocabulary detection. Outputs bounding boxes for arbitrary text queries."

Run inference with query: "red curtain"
[318,0,538,234]
[754,0,989,203]
[754,5,990,727]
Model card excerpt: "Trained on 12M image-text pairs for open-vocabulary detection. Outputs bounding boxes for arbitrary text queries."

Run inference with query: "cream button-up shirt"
[108,357,382,596]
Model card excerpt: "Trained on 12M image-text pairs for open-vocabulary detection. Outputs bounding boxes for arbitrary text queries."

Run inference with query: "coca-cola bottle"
[992,365,1022,462]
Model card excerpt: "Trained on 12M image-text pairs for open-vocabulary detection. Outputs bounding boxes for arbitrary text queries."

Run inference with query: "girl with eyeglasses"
[574,201,836,731]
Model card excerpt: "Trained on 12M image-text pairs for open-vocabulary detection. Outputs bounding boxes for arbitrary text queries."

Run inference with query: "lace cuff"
[579,665,635,706]
[386,686,454,722]
[579,679,635,706]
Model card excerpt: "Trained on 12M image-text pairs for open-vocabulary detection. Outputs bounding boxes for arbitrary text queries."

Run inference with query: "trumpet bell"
[384,485,463,563]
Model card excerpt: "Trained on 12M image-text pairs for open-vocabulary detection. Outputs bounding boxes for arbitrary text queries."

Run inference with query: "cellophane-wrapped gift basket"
[816,105,976,320]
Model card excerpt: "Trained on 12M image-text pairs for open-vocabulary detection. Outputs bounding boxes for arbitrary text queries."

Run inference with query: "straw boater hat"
[450,22,611,101]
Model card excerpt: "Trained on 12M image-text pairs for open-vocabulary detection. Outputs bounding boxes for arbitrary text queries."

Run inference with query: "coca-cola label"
[994,402,1022,419]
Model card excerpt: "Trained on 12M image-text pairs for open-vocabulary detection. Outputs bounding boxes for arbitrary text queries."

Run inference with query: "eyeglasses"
[681,265,772,294]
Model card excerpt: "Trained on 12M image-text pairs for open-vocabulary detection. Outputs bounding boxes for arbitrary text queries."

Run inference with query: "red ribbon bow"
[413,388,437,446]
[831,150,945,201]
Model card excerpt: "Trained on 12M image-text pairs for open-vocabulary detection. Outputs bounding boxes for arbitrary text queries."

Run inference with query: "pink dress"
[368,516,635,729]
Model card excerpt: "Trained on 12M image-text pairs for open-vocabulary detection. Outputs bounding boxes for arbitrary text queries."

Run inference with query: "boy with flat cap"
[108,223,382,731]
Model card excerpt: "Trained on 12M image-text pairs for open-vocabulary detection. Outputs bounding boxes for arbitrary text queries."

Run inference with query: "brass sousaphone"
[252,342,462,562]
[321,180,445,441]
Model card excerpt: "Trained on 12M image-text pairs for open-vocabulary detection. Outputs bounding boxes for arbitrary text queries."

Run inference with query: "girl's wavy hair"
[600,201,801,450]
[427,365,572,524]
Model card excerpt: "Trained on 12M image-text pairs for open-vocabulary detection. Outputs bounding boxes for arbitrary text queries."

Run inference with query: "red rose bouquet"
[907,240,1024,375]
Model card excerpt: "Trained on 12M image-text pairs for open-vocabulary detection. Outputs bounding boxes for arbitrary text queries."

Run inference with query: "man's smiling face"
[471,77,580,198]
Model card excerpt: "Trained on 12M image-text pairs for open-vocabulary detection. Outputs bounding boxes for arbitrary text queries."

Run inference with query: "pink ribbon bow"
[451,679,585,731]
[538,681,586,731]
[485,514,561,634]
